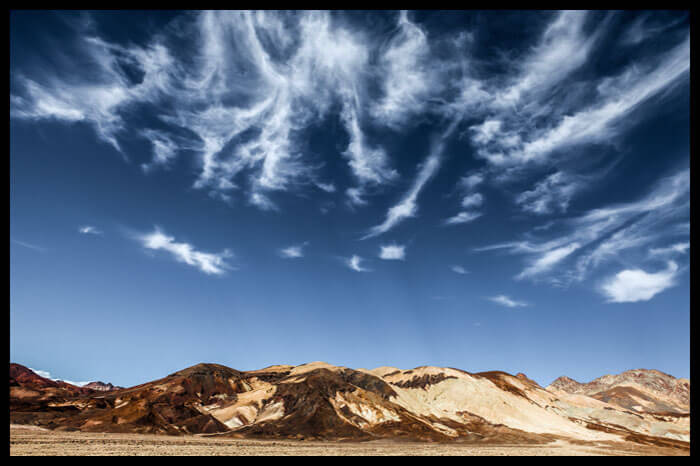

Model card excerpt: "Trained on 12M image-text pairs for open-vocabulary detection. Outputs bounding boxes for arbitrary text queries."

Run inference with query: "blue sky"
[10,11,690,388]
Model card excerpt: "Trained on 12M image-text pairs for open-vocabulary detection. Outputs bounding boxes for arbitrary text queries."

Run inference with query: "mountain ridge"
[9,362,689,450]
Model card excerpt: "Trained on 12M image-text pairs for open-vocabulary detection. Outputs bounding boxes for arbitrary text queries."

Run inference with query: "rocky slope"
[9,362,689,450]
[83,381,124,391]
[548,369,689,414]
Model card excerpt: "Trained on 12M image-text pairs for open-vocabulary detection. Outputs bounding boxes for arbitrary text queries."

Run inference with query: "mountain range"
[9,362,689,450]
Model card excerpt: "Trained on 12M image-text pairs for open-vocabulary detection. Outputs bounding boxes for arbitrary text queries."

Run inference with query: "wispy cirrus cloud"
[473,34,689,168]
[515,171,581,215]
[487,295,528,308]
[137,227,232,275]
[363,152,442,239]
[371,11,435,128]
[649,242,689,257]
[11,238,47,252]
[600,261,680,303]
[444,211,483,226]
[345,254,370,272]
[477,167,689,287]
[450,265,468,275]
[364,118,462,238]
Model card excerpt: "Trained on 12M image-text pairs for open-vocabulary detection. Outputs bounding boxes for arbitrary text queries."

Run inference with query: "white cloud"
[379,244,406,260]
[364,154,442,238]
[371,11,435,128]
[451,265,468,274]
[516,242,581,280]
[445,211,482,226]
[487,295,528,308]
[458,173,484,191]
[477,168,689,285]
[279,242,308,259]
[315,182,336,193]
[494,35,689,166]
[649,242,689,257]
[493,11,597,107]
[11,239,46,252]
[141,130,178,172]
[461,192,484,209]
[138,228,232,275]
[78,225,102,235]
[600,261,679,303]
[346,254,370,272]
[515,172,580,215]
[28,368,90,387]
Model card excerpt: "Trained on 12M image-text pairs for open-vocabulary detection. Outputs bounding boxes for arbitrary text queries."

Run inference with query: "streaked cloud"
[346,254,370,272]
[363,153,441,238]
[600,261,679,303]
[445,211,482,226]
[137,227,232,275]
[649,242,689,257]
[450,265,468,275]
[78,225,102,235]
[515,172,580,215]
[487,295,528,308]
[477,168,689,286]
[11,239,47,252]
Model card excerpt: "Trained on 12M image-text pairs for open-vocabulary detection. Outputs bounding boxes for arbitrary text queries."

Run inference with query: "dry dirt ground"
[9,425,689,456]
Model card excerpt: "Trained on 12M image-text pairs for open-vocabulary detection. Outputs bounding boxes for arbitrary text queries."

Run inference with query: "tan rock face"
[9,362,689,450]
[547,369,689,414]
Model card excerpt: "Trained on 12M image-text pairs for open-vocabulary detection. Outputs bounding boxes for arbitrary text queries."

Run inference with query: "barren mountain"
[547,369,689,414]
[9,362,689,451]
[83,381,124,391]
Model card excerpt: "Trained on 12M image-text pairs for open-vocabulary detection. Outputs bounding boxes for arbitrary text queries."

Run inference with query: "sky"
[10,10,690,388]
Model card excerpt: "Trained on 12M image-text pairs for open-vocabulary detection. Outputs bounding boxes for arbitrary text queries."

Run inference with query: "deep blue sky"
[10,11,689,388]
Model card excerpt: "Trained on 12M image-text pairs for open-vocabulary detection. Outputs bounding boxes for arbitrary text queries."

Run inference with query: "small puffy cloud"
[458,173,484,191]
[279,242,308,259]
[346,254,370,272]
[487,295,528,308]
[379,244,406,260]
[451,265,468,274]
[600,261,679,303]
[79,225,102,235]
[445,211,482,226]
[461,192,484,209]
[138,228,232,275]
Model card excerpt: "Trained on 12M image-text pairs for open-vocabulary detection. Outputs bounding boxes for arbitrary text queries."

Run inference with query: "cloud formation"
[600,261,679,303]
[279,242,308,259]
[379,244,406,260]
[346,254,370,272]
[488,295,528,308]
[79,225,102,235]
[138,228,232,275]
[477,168,689,287]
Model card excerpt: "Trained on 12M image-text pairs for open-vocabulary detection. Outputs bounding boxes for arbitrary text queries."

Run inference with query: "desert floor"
[9,425,689,456]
